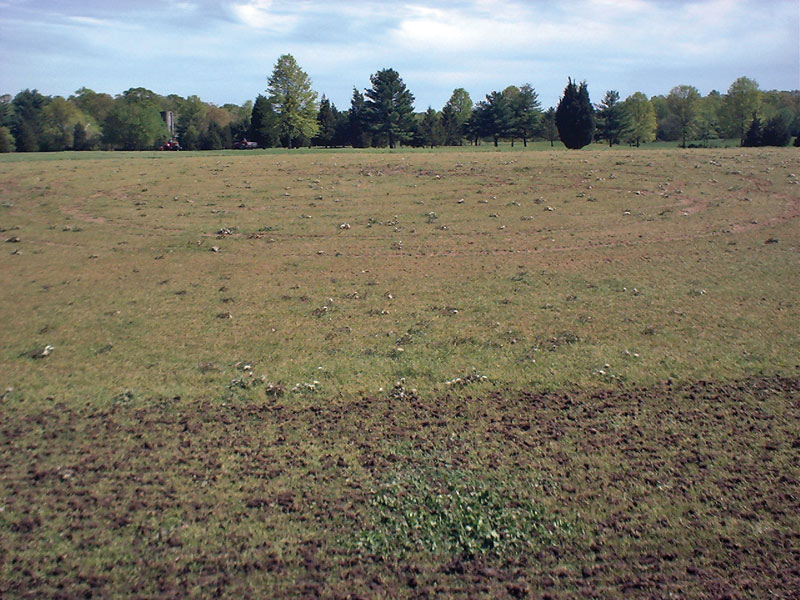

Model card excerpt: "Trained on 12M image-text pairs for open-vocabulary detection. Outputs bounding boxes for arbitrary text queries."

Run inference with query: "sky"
[1,0,798,111]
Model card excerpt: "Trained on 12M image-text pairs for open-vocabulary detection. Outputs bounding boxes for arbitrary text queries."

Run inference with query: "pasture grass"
[0,146,798,598]
[1,146,797,406]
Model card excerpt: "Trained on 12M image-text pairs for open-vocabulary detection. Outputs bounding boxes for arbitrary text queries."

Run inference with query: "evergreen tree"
[249,95,279,148]
[364,68,416,148]
[11,89,49,152]
[315,95,339,147]
[416,107,444,147]
[541,107,558,147]
[267,54,319,149]
[200,121,226,150]
[484,90,512,147]
[440,88,472,145]
[465,102,488,146]
[348,88,370,148]
[333,110,350,147]
[742,115,762,147]
[556,79,595,149]
[596,90,623,146]
[507,84,541,147]
[761,114,792,146]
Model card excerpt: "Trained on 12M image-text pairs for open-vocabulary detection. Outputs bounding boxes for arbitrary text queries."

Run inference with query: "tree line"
[2,54,798,153]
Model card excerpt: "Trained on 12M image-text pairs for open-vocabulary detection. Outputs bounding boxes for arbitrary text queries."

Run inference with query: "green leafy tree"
[315,95,339,147]
[72,122,90,150]
[1,95,17,152]
[622,92,657,147]
[695,92,723,147]
[507,84,541,147]
[596,90,624,146]
[198,121,227,150]
[0,126,15,152]
[760,90,800,137]
[1,94,16,128]
[666,85,700,148]
[250,95,279,148]
[724,76,761,144]
[650,95,678,141]
[541,107,558,146]
[226,100,253,142]
[364,68,416,148]
[176,95,208,150]
[440,88,472,145]
[102,88,168,150]
[267,54,319,149]
[556,79,595,149]
[40,96,88,151]
[70,88,115,124]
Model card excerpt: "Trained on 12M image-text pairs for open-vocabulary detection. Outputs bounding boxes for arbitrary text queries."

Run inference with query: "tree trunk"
[493,136,499,147]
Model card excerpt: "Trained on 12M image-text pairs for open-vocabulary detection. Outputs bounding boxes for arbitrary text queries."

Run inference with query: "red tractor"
[160,139,181,151]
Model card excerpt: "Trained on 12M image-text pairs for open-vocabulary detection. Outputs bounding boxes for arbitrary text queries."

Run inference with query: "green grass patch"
[355,464,577,560]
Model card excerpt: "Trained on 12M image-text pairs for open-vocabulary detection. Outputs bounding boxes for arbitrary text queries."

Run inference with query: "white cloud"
[230,0,299,31]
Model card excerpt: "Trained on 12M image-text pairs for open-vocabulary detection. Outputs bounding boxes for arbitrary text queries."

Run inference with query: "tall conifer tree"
[556,79,595,149]
[364,68,415,149]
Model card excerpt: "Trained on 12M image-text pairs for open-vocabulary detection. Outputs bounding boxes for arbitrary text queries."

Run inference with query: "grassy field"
[1,146,798,598]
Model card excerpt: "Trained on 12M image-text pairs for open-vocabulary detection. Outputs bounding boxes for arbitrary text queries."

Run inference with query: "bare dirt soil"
[2,375,798,599]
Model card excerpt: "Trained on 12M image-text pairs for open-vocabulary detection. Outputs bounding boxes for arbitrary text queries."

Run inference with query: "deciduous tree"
[102,88,167,150]
[666,85,700,148]
[267,54,319,149]
[724,76,761,144]
[622,92,656,147]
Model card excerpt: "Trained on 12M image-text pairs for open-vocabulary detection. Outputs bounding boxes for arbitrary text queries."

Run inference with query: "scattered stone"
[210,246,220,253]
